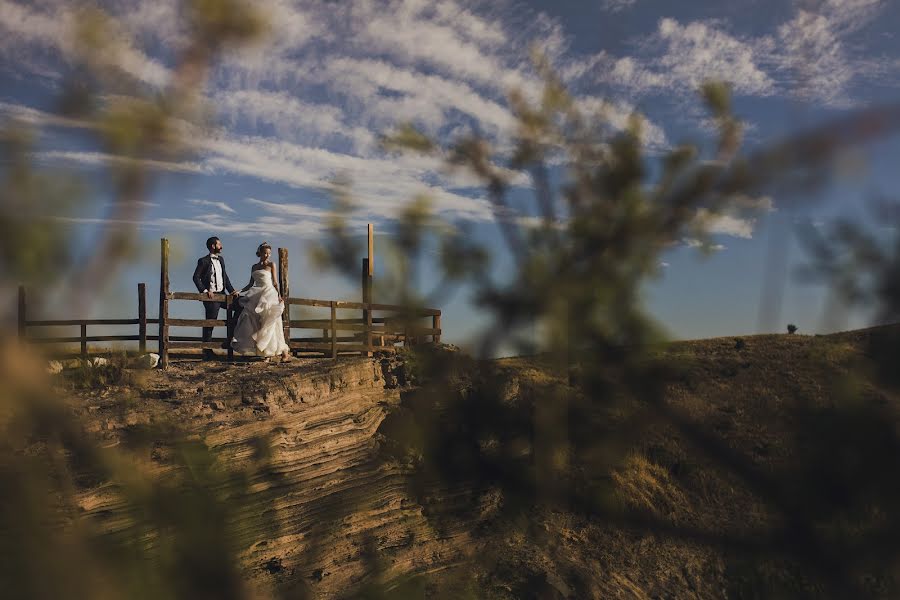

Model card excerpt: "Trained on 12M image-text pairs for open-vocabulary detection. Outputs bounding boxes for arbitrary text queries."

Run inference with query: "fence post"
[17,285,25,342]
[138,283,147,353]
[278,247,290,352]
[225,294,234,362]
[362,258,372,357]
[159,238,169,369]
[433,312,441,344]
[330,301,337,360]
[80,323,87,358]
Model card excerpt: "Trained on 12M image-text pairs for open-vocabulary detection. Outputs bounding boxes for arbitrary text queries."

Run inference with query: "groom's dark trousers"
[202,300,223,343]
[202,300,244,343]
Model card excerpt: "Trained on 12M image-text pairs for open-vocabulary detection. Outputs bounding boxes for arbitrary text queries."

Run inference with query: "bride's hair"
[256,242,272,258]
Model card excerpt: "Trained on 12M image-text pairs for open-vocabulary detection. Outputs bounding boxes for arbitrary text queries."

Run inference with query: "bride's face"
[261,247,271,261]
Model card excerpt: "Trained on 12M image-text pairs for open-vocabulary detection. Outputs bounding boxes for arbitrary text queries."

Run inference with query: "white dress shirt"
[207,254,224,293]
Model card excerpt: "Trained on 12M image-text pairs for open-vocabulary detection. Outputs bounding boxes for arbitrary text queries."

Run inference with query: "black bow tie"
[210,255,220,260]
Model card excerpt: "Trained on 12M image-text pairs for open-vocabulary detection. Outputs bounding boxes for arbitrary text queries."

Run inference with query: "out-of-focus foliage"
[316,61,900,597]
[0,2,278,600]
[0,125,81,287]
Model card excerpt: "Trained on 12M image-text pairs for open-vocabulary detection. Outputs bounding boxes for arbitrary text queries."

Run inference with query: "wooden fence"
[17,235,442,368]
[18,283,155,357]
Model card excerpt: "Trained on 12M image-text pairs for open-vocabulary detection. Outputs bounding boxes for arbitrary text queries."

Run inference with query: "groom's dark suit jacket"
[192,255,236,296]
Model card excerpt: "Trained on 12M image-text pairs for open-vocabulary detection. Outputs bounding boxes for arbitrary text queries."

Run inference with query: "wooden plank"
[369,303,441,316]
[17,286,25,340]
[167,318,227,327]
[287,320,435,334]
[290,320,369,330]
[24,319,141,326]
[285,297,333,307]
[433,313,441,344]
[282,296,439,315]
[288,342,397,353]
[169,335,228,342]
[178,291,438,316]
[80,323,87,357]
[168,341,224,350]
[138,283,147,353]
[29,335,141,344]
[290,336,359,343]
[169,291,228,302]
[331,301,337,359]
[159,238,169,369]
[301,317,379,324]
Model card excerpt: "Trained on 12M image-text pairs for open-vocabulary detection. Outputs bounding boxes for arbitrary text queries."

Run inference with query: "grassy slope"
[418,327,900,599]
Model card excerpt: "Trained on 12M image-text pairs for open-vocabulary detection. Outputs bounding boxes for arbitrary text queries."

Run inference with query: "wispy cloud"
[188,199,236,214]
[772,0,889,107]
[683,238,726,251]
[0,0,170,87]
[569,18,775,98]
[601,0,638,13]
[6,0,899,237]
[35,150,207,174]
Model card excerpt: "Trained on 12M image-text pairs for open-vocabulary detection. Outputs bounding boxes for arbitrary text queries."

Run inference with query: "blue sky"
[3,0,900,348]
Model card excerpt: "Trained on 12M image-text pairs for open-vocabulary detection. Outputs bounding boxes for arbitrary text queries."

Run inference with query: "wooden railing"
[16,236,442,368]
[17,283,154,357]
[162,291,441,363]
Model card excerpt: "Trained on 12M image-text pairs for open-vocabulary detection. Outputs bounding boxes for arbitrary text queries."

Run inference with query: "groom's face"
[212,239,223,254]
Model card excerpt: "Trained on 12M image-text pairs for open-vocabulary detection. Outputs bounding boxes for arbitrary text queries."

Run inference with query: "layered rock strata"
[70,358,470,598]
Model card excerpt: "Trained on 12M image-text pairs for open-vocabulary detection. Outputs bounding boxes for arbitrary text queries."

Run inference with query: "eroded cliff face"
[68,357,470,598]
[51,329,900,599]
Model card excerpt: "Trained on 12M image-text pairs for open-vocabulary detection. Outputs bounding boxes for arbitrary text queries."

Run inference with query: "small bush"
[63,353,132,389]
[787,324,798,335]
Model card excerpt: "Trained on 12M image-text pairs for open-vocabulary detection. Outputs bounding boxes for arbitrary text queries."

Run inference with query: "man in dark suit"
[192,236,239,360]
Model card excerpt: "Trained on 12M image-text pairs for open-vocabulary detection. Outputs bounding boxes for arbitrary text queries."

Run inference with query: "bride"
[232,242,292,362]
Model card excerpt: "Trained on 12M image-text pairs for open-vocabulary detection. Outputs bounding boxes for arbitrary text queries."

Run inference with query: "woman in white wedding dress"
[232,242,292,362]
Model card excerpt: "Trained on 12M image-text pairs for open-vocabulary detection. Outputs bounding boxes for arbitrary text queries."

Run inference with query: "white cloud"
[188,199,236,214]
[321,58,516,136]
[214,89,376,154]
[653,18,775,96]
[601,0,637,13]
[567,19,774,99]
[575,95,669,150]
[0,0,170,87]
[198,131,496,222]
[683,237,726,251]
[772,0,888,107]
[695,209,755,239]
[0,101,94,130]
[35,150,206,174]
[692,195,774,240]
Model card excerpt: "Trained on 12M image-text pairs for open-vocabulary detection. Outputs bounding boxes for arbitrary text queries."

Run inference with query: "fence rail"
[18,283,151,356]
[17,236,442,368]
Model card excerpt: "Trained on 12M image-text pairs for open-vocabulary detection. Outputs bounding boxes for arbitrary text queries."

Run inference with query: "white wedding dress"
[232,269,290,357]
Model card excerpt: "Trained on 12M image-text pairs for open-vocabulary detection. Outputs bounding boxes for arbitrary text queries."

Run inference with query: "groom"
[192,236,239,360]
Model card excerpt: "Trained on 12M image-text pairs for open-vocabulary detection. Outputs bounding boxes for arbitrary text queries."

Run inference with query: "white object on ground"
[47,360,63,374]
[129,353,160,369]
